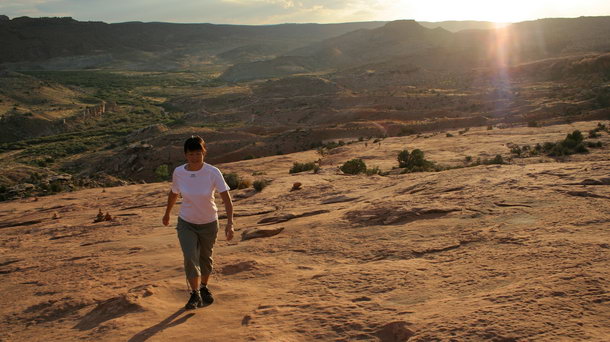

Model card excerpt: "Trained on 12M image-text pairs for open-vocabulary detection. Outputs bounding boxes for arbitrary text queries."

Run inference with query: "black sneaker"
[199,285,214,305]
[185,290,202,310]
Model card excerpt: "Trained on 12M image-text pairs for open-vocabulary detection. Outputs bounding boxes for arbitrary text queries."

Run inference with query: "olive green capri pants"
[176,217,219,279]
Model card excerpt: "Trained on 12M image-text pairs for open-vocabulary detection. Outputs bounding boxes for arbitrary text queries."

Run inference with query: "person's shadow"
[128,308,195,342]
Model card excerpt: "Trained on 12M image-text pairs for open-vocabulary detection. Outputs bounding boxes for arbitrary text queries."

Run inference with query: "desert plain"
[0,120,609,341]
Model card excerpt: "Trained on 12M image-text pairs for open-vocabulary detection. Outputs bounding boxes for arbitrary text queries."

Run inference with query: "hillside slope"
[0,17,387,69]
[1,121,609,341]
[221,16,610,81]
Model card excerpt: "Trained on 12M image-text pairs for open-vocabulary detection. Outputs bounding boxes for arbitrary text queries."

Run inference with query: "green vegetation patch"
[290,162,317,174]
[340,158,367,175]
[253,179,270,192]
[397,149,436,172]
[223,173,251,190]
[21,71,200,90]
[510,128,604,158]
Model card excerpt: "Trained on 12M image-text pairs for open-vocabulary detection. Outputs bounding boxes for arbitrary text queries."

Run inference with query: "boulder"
[241,227,284,241]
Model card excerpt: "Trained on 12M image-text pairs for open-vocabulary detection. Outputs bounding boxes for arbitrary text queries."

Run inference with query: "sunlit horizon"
[1,0,609,25]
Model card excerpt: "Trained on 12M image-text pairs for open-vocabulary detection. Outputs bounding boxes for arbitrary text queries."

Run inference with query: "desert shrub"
[49,182,64,193]
[252,171,266,176]
[313,165,320,174]
[464,156,472,163]
[154,164,170,181]
[528,121,539,127]
[542,142,555,152]
[365,166,381,176]
[340,159,367,175]
[589,123,609,138]
[542,130,588,156]
[488,155,504,164]
[564,130,584,146]
[290,162,316,174]
[458,128,470,135]
[238,178,252,189]
[575,144,589,153]
[223,173,241,190]
[487,125,493,130]
[398,126,417,136]
[586,141,603,148]
[446,133,453,137]
[397,149,435,172]
[253,179,269,192]
[397,150,411,168]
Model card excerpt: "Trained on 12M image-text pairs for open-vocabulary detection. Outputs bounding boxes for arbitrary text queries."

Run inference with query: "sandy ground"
[1,121,609,341]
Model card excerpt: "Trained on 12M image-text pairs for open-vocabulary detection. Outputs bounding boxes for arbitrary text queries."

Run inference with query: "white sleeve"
[170,168,180,194]
[214,169,231,193]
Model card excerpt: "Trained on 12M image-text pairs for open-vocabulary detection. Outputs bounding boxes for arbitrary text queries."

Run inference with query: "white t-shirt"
[171,163,231,224]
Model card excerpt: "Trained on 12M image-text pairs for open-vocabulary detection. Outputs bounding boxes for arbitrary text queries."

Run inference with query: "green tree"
[397,150,410,168]
[340,159,367,175]
[397,149,435,172]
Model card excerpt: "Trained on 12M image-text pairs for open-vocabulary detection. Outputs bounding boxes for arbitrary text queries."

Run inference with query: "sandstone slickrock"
[241,227,285,241]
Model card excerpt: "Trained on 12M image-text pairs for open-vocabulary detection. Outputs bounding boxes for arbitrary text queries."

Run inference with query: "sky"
[1,0,609,25]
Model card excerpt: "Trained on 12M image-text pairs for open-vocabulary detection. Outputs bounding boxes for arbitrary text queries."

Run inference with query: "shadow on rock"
[127,309,195,342]
[74,293,145,330]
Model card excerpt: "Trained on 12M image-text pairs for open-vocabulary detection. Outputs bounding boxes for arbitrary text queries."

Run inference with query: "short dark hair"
[184,135,206,154]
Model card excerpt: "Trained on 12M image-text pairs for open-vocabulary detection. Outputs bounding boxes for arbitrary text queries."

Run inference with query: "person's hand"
[162,213,170,226]
[225,223,235,241]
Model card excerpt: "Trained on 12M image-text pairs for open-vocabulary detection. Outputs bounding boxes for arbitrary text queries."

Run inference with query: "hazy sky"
[1,0,609,24]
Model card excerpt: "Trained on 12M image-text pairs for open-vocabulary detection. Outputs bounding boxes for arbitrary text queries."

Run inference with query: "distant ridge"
[0,17,387,68]
[221,16,610,81]
[418,20,506,32]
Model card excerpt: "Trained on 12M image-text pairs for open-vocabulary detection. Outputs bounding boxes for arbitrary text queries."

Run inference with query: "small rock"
[375,321,415,342]
[52,212,60,220]
[291,182,302,191]
[242,227,284,241]
[352,296,372,302]
[258,214,296,224]
[94,209,105,222]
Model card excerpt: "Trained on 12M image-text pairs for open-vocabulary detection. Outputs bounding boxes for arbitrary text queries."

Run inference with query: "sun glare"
[383,0,544,23]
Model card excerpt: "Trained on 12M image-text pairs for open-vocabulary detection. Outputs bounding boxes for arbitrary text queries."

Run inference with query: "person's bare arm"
[162,191,179,226]
[219,190,234,240]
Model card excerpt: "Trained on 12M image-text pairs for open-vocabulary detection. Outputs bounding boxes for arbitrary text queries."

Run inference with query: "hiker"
[162,135,234,310]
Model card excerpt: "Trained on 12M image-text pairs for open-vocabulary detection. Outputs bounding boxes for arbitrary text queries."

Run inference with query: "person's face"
[185,149,205,164]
